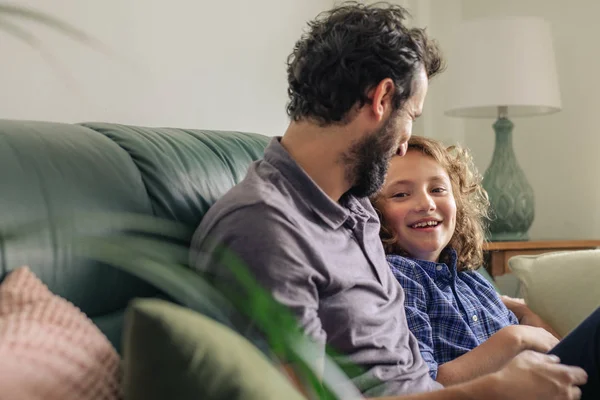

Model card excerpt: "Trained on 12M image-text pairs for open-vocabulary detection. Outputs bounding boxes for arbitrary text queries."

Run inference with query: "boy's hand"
[520,310,562,339]
[497,325,559,354]
[501,295,562,339]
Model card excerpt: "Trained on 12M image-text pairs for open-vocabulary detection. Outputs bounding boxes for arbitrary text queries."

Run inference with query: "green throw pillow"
[509,250,600,337]
[122,298,305,400]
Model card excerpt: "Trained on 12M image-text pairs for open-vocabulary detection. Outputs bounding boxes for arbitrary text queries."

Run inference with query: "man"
[191,2,587,399]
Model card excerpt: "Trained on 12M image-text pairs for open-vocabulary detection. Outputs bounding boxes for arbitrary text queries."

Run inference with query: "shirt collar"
[263,137,356,229]
[411,247,458,280]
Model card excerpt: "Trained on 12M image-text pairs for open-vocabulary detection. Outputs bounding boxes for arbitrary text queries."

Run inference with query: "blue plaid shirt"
[387,249,518,380]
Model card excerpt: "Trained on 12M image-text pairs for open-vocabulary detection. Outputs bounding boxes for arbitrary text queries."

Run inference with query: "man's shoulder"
[192,162,301,246]
[189,161,319,278]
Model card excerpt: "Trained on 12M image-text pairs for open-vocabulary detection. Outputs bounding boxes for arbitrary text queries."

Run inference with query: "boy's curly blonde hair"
[371,136,490,271]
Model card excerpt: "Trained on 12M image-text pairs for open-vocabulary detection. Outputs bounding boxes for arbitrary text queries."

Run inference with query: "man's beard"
[344,114,399,198]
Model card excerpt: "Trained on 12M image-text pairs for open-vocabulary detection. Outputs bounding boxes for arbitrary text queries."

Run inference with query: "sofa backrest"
[80,123,270,225]
[0,119,270,344]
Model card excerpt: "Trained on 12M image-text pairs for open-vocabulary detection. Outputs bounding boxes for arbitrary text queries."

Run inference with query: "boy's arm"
[436,324,557,385]
[434,276,558,385]
[389,266,559,386]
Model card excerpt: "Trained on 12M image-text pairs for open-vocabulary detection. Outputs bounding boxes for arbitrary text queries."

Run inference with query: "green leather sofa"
[0,119,271,352]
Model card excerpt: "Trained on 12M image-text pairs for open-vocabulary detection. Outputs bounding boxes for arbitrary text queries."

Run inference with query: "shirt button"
[472,315,478,322]
[436,265,443,271]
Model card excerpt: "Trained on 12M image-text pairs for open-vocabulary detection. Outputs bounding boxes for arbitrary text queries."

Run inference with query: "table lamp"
[445,16,562,241]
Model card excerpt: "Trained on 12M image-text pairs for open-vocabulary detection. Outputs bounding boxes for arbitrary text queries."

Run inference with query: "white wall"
[0,0,328,136]
[11,0,593,240]
[425,0,600,240]
[0,0,446,138]
[421,0,465,145]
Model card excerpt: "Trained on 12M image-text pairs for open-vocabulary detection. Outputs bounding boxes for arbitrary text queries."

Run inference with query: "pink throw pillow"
[0,266,122,400]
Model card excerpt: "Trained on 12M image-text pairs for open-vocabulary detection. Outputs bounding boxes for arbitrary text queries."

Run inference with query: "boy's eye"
[392,192,408,198]
[432,187,446,193]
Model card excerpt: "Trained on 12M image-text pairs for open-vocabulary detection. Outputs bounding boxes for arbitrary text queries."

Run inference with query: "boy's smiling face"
[379,150,456,262]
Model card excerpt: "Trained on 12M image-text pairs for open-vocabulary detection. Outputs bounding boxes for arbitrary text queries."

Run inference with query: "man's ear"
[367,78,395,122]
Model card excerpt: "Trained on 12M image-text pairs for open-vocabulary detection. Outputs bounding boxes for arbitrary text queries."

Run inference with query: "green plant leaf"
[0,3,108,50]
[213,243,365,400]
[0,15,38,44]
[2,212,365,399]
[76,236,235,325]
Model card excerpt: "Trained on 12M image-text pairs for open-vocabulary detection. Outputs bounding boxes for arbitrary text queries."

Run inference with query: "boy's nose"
[415,194,436,212]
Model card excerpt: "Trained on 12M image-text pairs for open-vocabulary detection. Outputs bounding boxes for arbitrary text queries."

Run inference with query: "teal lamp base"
[483,116,535,242]
[489,231,530,242]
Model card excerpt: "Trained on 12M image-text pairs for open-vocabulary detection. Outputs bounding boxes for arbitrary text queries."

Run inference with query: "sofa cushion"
[509,250,600,337]
[0,266,122,399]
[122,298,304,400]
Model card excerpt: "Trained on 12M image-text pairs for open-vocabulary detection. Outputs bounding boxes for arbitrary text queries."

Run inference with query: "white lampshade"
[445,16,562,118]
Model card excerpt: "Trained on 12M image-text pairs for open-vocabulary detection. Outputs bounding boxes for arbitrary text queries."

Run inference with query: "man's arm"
[388,261,439,380]
[195,204,327,339]
[375,351,587,400]
[194,204,328,377]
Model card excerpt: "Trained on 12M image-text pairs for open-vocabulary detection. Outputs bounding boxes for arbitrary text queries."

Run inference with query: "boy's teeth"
[412,221,439,228]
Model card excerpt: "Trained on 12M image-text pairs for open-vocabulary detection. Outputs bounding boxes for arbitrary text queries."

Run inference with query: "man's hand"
[376,350,587,400]
[492,350,587,400]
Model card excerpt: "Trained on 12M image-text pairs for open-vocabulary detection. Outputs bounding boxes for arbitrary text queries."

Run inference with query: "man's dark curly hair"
[286,1,445,125]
